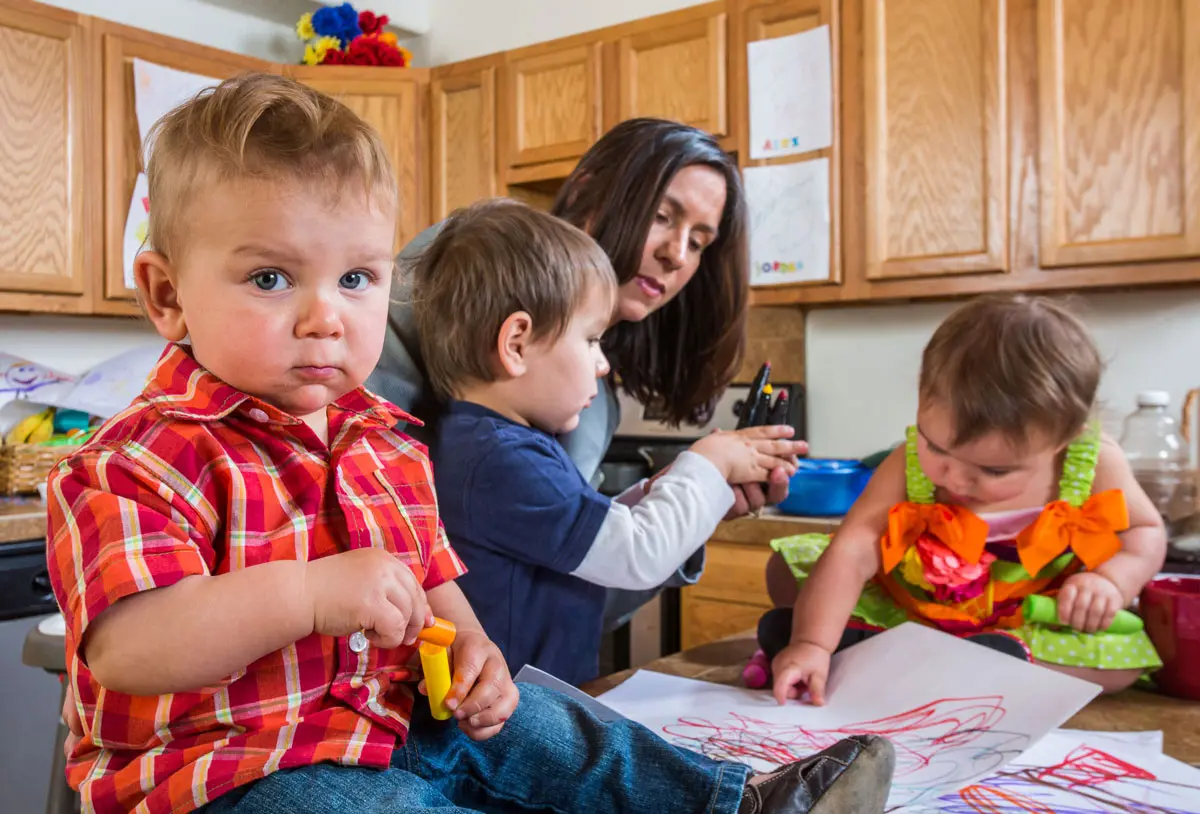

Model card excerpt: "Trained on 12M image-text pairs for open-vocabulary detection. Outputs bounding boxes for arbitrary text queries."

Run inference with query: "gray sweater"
[368,223,706,632]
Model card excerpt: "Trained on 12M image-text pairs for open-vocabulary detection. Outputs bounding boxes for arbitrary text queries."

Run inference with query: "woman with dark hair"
[370,117,794,630]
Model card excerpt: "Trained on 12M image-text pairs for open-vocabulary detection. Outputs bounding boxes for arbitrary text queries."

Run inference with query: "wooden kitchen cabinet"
[681,540,775,649]
[98,23,274,316]
[502,39,603,168]
[499,2,731,175]
[614,3,728,137]
[287,66,431,252]
[431,57,499,222]
[1038,0,1200,268]
[679,514,839,649]
[0,0,97,315]
[861,0,1008,281]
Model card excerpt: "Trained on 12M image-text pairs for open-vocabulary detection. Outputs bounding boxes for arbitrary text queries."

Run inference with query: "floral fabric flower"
[903,533,996,604]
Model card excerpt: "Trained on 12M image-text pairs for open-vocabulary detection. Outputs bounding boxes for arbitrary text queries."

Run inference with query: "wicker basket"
[0,443,69,496]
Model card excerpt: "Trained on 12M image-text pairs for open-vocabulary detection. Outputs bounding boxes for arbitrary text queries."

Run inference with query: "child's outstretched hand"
[691,425,805,485]
[1056,571,1124,633]
[423,629,519,741]
[771,641,831,706]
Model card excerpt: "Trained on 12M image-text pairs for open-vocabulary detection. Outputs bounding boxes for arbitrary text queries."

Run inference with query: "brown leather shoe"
[738,735,895,814]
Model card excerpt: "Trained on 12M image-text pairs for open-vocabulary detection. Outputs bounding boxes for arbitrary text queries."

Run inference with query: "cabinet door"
[862,0,1008,280]
[616,9,727,136]
[1039,0,1200,267]
[99,23,273,315]
[286,68,430,254]
[680,595,767,649]
[503,42,603,167]
[0,1,95,314]
[431,64,497,222]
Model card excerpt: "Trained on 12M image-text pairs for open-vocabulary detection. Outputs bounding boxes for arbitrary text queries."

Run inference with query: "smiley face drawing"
[1,360,70,396]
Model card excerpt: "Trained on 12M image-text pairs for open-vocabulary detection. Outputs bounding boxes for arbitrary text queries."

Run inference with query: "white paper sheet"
[123,173,151,290]
[0,353,76,407]
[597,624,1100,810]
[748,26,833,160]
[49,344,165,420]
[514,665,625,722]
[898,731,1200,813]
[1052,728,1165,755]
[133,58,222,146]
[744,158,830,286]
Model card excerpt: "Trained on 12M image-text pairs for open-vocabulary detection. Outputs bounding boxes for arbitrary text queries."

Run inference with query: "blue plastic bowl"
[777,459,872,517]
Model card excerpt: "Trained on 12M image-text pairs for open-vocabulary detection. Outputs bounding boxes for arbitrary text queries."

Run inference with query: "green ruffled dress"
[771,426,1161,670]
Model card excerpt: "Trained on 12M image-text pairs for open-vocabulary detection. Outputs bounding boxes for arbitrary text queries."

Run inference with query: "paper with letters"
[748,26,832,160]
[744,158,831,286]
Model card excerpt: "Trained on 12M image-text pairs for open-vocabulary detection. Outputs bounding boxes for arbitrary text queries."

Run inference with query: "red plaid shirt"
[46,344,467,814]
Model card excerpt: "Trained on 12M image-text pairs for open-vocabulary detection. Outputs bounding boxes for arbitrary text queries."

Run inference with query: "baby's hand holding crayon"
[420,628,518,742]
[1056,571,1125,634]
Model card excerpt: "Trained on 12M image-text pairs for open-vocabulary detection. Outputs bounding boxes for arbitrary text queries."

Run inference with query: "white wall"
[422,0,703,64]
[1,316,160,375]
[40,0,297,61]
[805,287,1200,459]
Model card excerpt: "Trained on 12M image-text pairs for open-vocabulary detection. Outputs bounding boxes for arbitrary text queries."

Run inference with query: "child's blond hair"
[410,199,617,400]
[920,294,1103,448]
[143,71,396,262]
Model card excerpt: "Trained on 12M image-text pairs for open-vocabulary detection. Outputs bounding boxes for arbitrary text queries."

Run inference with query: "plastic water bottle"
[1120,391,1188,520]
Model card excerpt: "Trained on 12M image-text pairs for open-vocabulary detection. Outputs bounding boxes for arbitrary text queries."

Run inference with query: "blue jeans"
[198,682,751,813]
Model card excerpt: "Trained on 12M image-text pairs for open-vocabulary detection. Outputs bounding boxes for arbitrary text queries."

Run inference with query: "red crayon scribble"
[1034,746,1156,789]
[953,745,1179,814]
[958,784,1056,814]
[663,696,1014,787]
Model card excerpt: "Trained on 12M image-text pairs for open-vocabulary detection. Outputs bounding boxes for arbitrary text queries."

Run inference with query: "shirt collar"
[142,343,421,430]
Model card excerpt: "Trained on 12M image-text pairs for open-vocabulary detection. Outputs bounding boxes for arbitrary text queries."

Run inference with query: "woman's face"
[613,164,727,324]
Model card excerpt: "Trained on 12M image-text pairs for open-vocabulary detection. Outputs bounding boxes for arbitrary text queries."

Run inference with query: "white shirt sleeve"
[569,451,735,590]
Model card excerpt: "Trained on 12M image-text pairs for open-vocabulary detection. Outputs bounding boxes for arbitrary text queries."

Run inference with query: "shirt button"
[248,408,270,423]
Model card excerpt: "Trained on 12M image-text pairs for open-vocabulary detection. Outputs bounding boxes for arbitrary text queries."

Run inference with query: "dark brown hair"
[919,294,1103,447]
[552,118,748,425]
[144,72,395,262]
[411,199,617,399]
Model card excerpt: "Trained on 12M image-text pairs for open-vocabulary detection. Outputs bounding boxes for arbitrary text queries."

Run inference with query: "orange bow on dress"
[1014,489,1129,576]
[880,502,990,574]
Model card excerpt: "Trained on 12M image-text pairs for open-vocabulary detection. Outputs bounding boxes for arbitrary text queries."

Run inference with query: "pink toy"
[742,649,771,689]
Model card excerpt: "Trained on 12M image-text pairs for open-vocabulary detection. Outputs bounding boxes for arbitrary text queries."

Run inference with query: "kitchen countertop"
[583,631,1200,766]
[0,495,46,544]
[712,509,841,542]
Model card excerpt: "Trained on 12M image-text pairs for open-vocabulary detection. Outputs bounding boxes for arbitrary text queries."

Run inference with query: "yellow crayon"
[417,617,457,721]
[419,641,454,720]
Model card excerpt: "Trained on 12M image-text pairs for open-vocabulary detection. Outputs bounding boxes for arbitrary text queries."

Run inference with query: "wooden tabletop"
[583,632,1200,766]
[0,496,46,544]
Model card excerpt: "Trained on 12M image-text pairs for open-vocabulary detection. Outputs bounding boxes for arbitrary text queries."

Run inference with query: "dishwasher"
[0,536,66,814]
